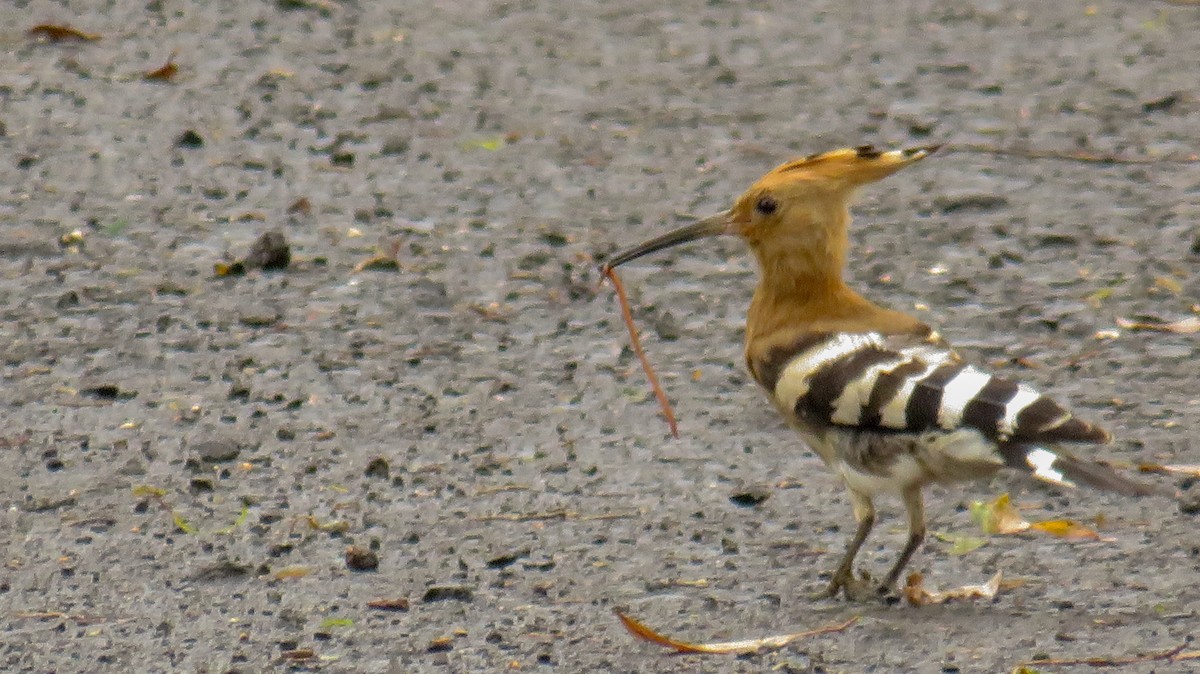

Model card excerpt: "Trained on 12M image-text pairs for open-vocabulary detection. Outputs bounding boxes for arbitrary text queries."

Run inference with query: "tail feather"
[1000,445,1167,497]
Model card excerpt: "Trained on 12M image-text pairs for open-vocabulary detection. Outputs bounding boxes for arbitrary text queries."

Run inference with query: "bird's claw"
[811,570,899,603]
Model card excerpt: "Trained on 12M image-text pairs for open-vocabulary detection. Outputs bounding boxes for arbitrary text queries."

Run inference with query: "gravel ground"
[2,1,1199,672]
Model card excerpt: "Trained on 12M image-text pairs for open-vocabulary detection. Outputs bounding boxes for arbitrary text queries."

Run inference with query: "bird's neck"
[745,241,921,348]
[747,261,868,340]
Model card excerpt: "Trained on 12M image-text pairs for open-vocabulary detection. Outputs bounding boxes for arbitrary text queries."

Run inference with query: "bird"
[601,145,1164,601]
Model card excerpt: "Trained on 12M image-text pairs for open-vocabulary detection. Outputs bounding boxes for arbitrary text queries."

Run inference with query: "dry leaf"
[1115,316,1200,334]
[1085,287,1113,308]
[1028,519,1112,541]
[287,197,312,216]
[972,493,1117,543]
[353,254,400,272]
[354,241,402,273]
[213,261,244,277]
[273,565,311,580]
[1138,463,1200,478]
[1154,276,1184,295]
[29,24,101,42]
[615,610,857,655]
[303,515,350,532]
[366,598,410,611]
[970,493,1030,535]
[144,51,178,81]
[904,571,1003,606]
[602,266,678,437]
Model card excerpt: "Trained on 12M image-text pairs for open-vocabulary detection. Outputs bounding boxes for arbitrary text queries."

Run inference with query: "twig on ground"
[472,509,640,522]
[948,143,1199,165]
[1021,642,1197,668]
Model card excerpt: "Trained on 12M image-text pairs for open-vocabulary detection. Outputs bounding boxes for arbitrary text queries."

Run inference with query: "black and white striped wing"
[763,332,1110,444]
[752,331,1163,496]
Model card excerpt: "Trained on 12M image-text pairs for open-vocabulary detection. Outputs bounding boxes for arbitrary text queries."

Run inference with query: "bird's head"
[602,145,939,275]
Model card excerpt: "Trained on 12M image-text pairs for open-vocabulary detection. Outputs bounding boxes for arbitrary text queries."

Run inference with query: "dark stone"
[176,129,204,148]
[422,585,474,602]
[344,546,379,572]
[193,440,241,463]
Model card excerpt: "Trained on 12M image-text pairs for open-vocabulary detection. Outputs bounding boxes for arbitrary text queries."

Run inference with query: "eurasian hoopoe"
[603,145,1163,601]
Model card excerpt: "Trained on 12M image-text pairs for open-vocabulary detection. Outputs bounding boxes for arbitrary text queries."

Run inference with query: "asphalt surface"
[2,1,1199,672]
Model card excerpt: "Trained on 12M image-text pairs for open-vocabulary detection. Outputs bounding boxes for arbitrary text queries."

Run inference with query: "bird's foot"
[811,570,893,603]
[811,568,888,599]
[873,580,902,604]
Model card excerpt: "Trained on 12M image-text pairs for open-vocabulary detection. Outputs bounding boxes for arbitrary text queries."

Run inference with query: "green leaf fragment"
[132,484,168,498]
[931,530,987,555]
[216,505,250,535]
[463,136,505,151]
[172,512,197,534]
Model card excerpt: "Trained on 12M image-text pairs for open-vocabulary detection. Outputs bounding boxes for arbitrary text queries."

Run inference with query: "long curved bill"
[601,211,734,272]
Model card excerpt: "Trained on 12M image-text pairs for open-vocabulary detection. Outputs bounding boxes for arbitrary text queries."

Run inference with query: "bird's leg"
[878,486,926,596]
[812,491,875,600]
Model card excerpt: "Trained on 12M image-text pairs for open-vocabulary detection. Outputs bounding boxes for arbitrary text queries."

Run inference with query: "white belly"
[836,456,927,496]
[793,422,1004,496]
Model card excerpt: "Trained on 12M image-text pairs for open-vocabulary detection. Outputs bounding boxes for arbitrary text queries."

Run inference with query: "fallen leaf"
[615,610,857,655]
[214,505,250,535]
[462,136,506,151]
[999,577,1029,591]
[287,197,312,215]
[1154,276,1184,295]
[1014,356,1042,370]
[971,493,1117,543]
[470,302,511,322]
[1138,463,1200,478]
[213,261,244,277]
[131,484,168,498]
[273,565,311,580]
[303,515,350,532]
[59,230,86,247]
[970,493,1030,535]
[144,51,178,81]
[1115,316,1200,334]
[904,571,1003,606]
[366,598,410,612]
[601,266,678,438]
[931,531,988,555]
[1028,519,1111,541]
[172,512,197,534]
[353,254,399,272]
[354,241,402,273]
[427,635,454,652]
[1085,287,1113,308]
[29,24,101,42]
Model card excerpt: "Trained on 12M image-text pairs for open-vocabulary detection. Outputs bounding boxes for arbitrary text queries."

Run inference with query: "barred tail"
[1001,445,1166,497]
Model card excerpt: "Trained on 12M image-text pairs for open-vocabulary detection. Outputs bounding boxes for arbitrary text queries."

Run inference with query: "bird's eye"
[755,196,778,215]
